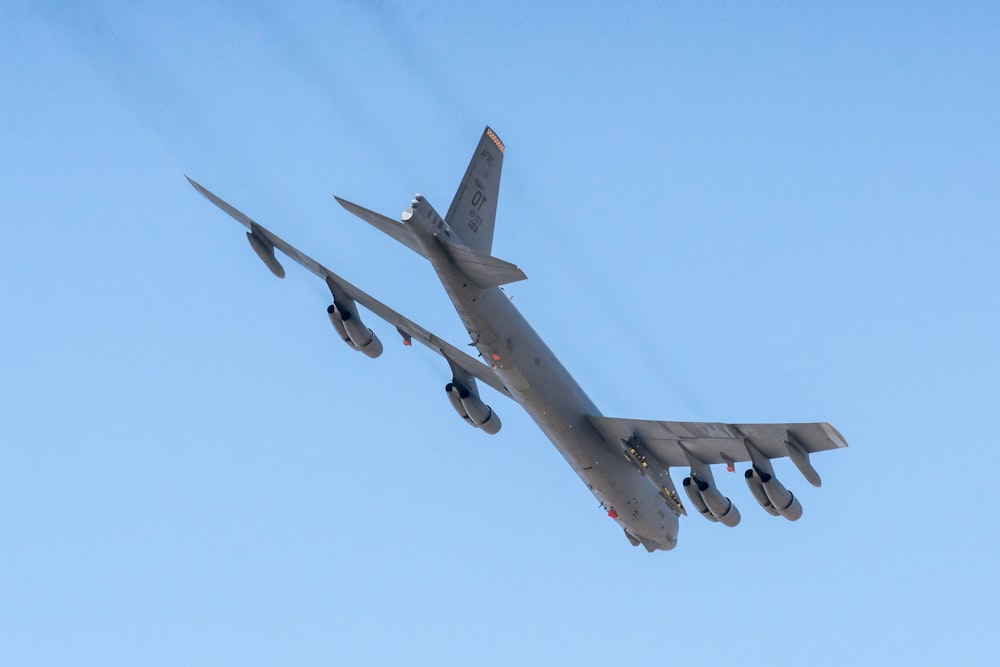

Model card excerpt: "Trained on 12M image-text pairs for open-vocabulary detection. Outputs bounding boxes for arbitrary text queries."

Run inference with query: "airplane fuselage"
[405,195,679,550]
[188,127,847,553]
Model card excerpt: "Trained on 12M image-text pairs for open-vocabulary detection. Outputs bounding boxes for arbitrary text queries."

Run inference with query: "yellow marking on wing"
[487,128,505,153]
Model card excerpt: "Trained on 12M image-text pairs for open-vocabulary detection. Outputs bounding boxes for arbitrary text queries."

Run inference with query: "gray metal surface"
[587,417,847,467]
[187,126,848,552]
[186,176,511,399]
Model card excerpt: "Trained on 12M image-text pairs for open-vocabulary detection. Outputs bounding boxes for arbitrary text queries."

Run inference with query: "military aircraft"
[187,126,847,552]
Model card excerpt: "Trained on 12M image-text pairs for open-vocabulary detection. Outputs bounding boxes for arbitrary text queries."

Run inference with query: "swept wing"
[186,176,511,399]
[589,416,845,487]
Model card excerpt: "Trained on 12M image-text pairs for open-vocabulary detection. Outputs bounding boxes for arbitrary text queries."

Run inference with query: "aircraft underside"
[186,125,847,552]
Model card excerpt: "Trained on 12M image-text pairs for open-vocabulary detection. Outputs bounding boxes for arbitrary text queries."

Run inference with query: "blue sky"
[2,2,998,665]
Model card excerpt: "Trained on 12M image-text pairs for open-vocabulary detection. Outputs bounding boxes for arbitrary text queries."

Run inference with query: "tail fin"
[444,126,504,255]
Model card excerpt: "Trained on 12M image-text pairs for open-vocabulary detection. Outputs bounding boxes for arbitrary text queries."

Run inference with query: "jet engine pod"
[758,470,803,521]
[445,383,471,422]
[682,477,718,523]
[326,305,356,348]
[744,469,780,516]
[460,392,501,435]
[682,477,740,526]
[446,381,501,435]
[333,304,383,359]
[694,478,741,527]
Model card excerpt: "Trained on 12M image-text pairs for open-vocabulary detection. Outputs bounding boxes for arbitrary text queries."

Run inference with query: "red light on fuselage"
[607,509,618,519]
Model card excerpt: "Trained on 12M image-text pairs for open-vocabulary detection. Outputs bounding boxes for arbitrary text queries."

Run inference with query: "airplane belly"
[517,385,680,551]
[429,259,678,549]
[193,126,846,554]
[464,295,678,550]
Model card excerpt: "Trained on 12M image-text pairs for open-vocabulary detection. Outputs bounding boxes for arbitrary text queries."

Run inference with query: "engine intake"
[682,476,739,527]
[679,445,740,527]
[744,469,780,516]
[682,477,718,523]
[326,305,353,346]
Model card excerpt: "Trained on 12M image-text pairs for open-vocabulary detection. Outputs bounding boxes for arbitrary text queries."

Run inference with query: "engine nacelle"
[328,303,383,358]
[446,381,501,435]
[326,305,354,346]
[681,477,718,523]
[445,383,471,422]
[682,477,740,526]
[459,390,501,435]
[758,470,803,521]
[743,438,804,521]
[744,469,781,516]
[693,478,741,527]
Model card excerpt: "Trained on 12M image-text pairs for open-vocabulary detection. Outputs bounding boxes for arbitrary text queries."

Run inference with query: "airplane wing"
[588,416,846,481]
[186,176,512,399]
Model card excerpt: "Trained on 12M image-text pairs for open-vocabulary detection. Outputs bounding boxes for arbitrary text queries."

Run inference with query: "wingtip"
[821,422,849,448]
[185,174,209,196]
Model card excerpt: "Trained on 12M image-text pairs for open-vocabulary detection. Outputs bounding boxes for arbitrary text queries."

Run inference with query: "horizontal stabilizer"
[334,196,428,258]
[442,238,527,288]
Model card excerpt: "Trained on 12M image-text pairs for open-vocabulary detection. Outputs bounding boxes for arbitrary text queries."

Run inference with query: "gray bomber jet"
[187,126,847,551]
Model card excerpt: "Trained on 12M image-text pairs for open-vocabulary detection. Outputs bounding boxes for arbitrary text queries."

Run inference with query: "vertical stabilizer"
[444,126,504,255]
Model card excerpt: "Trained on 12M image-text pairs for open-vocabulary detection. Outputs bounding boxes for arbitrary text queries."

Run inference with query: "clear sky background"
[2,2,998,665]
